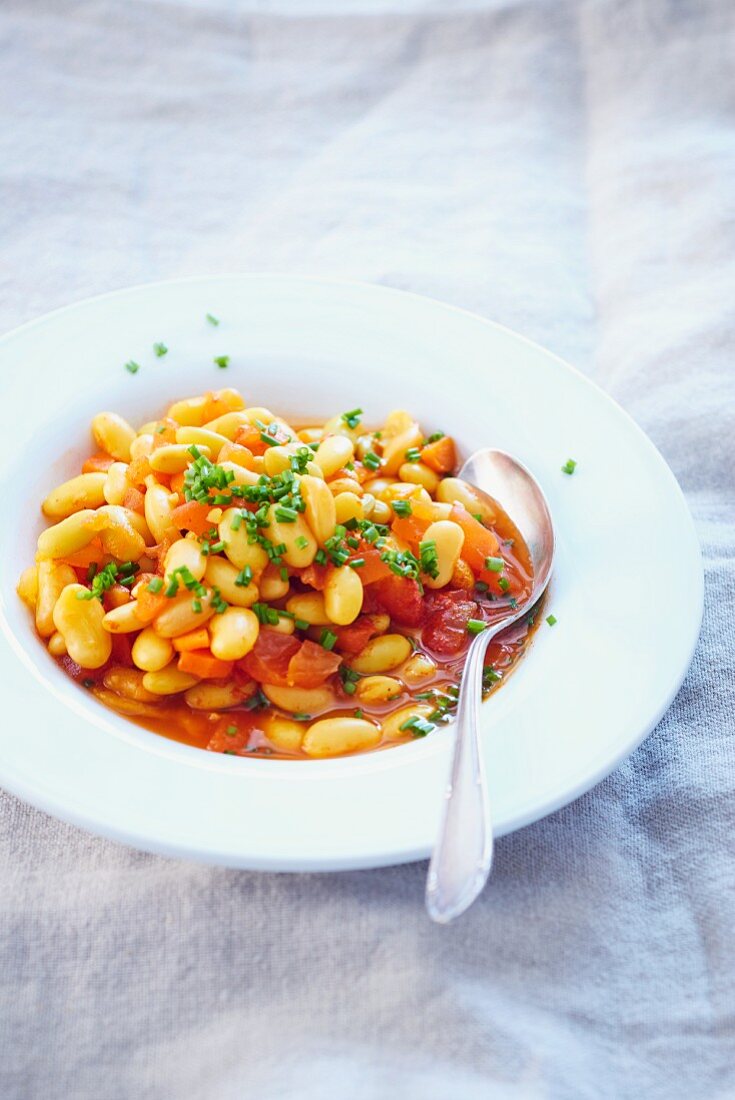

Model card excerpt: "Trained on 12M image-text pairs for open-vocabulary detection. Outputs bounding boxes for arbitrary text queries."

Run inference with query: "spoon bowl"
[425,449,555,923]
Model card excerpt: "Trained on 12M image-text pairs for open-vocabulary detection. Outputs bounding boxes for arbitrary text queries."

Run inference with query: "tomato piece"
[127,455,152,487]
[420,435,456,474]
[391,513,430,551]
[352,547,393,585]
[422,590,479,655]
[82,453,115,473]
[207,721,250,754]
[122,486,146,514]
[449,505,500,573]
[110,633,133,667]
[299,562,330,591]
[333,615,381,656]
[374,575,424,627]
[171,500,213,536]
[239,630,301,686]
[150,419,178,449]
[287,639,342,688]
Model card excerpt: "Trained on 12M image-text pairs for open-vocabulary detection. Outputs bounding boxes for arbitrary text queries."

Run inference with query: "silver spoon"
[425,449,555,923]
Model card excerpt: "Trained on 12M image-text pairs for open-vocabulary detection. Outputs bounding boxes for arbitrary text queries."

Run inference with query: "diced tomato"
[299,562,330,591]
[391,513,430,551]
[207,720,251,754]
[420,435,456,474]
[333,615,381,656]
[150,419,178,449]
[219,442,256,469]
[127,455,152,487]
[477,561,524,597]
[449,505,500,573]
[422,590,479,655]
[287,639,342,688]
[82,453,115,474]
[110,633,133,667]
[178,649,234,680]
[239,630,301,686]
[104,584,132,611]
[122,487,146,514]
[171,500,213,536]
[234,424,265,453]
[374,575,424,627]
[352,547,392,585]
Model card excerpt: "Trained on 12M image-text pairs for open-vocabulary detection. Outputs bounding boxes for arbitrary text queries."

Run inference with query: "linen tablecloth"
[1,1,733,1096]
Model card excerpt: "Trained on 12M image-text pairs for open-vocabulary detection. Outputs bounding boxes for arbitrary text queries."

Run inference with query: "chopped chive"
[561,458,577,476]
[260,432,279,447]
[206,313,220,326]
[354,708,364,719]
[295,535,309,550]
[343,680,357,695]
[225,725,238,736]
[391,500,412,517]
[341,408,363,430]
[320,629,338,651]
[124,360,140,374]
[398,715,436,737]
[485,557,504,572]
[274,505,298,523]
[498,577,510,593]
[292,712,311,721]
[192,598,202,613]
[509,597,518,610]
[467,619,487,635]
[546,614,558,626]
[235,566,253,587]
[153,342,168,357]
[348,558,365,569]
[404,447,421,463]
[147,577,164,593]
[427,431,445,443]
[213,355,230,369]
[294,618,310,631]
[362,451,381,471]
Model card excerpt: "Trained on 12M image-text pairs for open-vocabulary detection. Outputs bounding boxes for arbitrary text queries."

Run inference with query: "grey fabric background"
[1,1,733,1097]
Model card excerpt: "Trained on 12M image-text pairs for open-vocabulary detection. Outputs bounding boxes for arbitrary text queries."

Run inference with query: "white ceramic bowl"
[0,276,702,869]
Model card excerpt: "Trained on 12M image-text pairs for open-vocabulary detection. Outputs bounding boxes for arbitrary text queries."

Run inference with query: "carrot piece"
[82,453,115,474]
[172,627,210,653]
[449,505,500,573]
[171,500,212,536]
[133,587,170,624]
[178,649,234,680]
[122,487,146,514]
[420,435,456,474]
[170,471,186,495]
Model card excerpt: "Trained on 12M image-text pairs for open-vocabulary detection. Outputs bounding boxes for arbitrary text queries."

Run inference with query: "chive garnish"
[213,355,230,369]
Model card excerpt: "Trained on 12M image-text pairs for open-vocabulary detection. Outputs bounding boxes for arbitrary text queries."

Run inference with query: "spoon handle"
[425,626,497,923]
